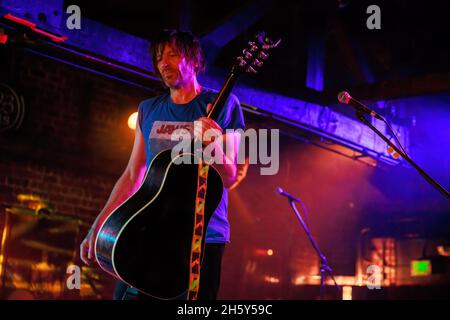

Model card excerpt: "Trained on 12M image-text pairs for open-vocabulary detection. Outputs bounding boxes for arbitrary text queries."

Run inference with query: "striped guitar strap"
[187,160,209,300]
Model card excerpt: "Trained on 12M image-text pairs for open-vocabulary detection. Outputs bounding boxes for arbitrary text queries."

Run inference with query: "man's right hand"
[80,229,96,266]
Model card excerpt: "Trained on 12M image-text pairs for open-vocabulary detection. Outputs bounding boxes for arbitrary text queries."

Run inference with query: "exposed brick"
[0,43,160,296]
[0,46,152,230]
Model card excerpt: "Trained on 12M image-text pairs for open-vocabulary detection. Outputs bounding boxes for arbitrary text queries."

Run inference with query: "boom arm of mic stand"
[355,112,450,200]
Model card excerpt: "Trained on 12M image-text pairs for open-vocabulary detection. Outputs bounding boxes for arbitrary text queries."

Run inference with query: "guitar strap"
[187,160,209,300]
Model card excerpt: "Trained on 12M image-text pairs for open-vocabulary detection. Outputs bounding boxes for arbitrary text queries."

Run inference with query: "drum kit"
[0,194,106,299]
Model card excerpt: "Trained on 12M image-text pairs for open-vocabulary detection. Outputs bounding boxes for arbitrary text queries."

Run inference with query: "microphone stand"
[355,112,450,200]
[285,197,341,299]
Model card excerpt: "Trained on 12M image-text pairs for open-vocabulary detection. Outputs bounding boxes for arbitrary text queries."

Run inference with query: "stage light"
[342,286,352,300]
[4,13,68,42]
[0,210,11,282]
[254,248,274,256]
[0,33,8,44]
[263,276,280,284]
[437,245,450,257]
[128,112,138,130]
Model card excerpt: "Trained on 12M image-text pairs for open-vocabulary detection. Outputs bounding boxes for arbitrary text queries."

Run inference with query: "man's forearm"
[209,141,237,188]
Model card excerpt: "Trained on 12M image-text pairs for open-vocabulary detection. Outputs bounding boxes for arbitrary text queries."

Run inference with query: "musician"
[80,29,245,300]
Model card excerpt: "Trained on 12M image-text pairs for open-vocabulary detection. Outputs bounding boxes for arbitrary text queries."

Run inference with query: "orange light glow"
[0,212,11,281]
[254,248,275,256]
[264,276,280,284]
[128,112,138,130]
[292,275,357,286]
[342,286,352,300]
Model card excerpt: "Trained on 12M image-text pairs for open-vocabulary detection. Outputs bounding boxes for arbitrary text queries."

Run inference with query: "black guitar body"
[95,149,223,299]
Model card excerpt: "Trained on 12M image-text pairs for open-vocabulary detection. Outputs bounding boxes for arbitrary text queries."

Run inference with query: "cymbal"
[31,260,57,272]
[6,207,40,217]
[20,239,74,257]
[17,193,46,202]
[6,207,90,226]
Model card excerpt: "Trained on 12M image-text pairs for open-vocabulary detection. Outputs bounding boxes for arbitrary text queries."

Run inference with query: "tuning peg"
[246,66,257,74]
[255,32,265,42]
[258,51,269,60]
[252,58,263,68]
[236,56,247,67]
[248,41,259,52]
[242,49,252,59]
[262,38,281,50]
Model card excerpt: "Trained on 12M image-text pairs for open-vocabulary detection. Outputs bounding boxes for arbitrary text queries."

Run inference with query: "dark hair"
[150,29,206,79]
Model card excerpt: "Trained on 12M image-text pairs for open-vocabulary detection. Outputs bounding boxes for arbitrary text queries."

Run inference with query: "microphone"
[337,91,384,120]
[277,187,300,202]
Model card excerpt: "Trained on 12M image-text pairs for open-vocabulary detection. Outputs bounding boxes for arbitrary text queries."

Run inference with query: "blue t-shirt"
[137,87,245,243]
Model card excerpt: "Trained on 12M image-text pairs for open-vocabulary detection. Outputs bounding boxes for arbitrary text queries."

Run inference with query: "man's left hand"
[195,104,223,145]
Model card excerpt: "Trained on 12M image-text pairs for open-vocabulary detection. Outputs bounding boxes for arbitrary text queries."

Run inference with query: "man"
[80,29,245,300]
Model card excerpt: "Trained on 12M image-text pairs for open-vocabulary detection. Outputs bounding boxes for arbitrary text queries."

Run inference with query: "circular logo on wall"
[0,83,25,132]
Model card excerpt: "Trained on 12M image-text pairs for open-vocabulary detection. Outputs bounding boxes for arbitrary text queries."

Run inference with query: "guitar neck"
[206,71,239,122]
[206,31,280,122]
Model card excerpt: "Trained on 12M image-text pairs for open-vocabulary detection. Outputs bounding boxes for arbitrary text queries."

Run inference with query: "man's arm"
[80,123,147,265]
[209,131,241,188]
[195,116,241,189]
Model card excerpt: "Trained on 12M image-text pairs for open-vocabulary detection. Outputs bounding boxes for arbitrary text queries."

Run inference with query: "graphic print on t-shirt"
[149,120,194,156]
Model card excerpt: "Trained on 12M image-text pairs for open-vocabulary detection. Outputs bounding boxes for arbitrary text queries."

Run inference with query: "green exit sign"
[411,260,431,276]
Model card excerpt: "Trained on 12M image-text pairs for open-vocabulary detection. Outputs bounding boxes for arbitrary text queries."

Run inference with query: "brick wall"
[0,44,161,299]
[0,45,159,221]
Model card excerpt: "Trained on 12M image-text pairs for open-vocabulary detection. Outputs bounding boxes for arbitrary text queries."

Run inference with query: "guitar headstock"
[233,31,281,75]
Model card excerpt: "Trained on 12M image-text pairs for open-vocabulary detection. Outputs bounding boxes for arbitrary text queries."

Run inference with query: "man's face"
[156,43,197,89]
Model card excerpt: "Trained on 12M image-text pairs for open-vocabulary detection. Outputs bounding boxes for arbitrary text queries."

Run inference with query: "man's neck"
[170,77,202,104]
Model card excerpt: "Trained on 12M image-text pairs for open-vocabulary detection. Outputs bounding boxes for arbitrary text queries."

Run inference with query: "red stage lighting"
[3,13,68,42]
[0,33,7,44]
